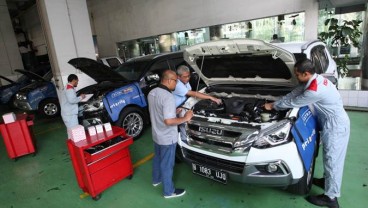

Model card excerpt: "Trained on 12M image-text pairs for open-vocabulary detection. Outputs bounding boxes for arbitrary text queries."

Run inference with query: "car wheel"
[39,98,60,118]
[8,95,17,109]
[116,107,145,140]
[288,143,317,195]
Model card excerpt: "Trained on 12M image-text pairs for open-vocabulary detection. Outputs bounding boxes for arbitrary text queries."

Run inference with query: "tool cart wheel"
[127,175,133,180]
[92,194,102,201]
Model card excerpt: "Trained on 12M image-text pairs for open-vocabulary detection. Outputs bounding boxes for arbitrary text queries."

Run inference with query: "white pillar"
[304,0,319,41]
[0,0,24,81]
[37,0,96,96]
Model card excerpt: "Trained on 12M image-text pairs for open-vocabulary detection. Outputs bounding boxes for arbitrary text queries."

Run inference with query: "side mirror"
[146,74,160,82]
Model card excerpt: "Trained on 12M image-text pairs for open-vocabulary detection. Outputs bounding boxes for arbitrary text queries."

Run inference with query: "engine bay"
[192,97,287,123]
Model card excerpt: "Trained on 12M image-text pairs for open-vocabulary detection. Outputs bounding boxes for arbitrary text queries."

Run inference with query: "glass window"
[115,61,148,81]
[310,46,330,73]
[310,48,323,74]
[105,58,121,68]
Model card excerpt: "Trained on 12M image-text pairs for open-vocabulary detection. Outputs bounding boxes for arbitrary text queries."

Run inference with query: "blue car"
[69,52,191,139]
[13,70,59,118]
[0,74,30,105]
[0,67,50,105]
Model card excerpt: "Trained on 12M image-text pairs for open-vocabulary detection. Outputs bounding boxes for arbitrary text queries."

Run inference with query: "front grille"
[188,124,242,137]
[190,135,233,149]
[183,148,245,174]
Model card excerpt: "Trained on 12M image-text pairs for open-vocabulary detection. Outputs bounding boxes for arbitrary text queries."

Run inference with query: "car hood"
[68,58,127,83]
[183,39,298,87]
[19,81,48,93]
[0,75,16,85]
[14,69,47,82]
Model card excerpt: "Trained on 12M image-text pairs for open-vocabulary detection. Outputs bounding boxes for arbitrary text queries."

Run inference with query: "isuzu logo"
[198,127,223,136]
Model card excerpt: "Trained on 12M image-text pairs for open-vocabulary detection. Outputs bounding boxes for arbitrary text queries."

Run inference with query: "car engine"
[192,97,286,123]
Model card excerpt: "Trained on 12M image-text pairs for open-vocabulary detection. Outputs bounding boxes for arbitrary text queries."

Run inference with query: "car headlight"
[233,132,258,152]
[82,97,104,112]
[252,119,292,149]
[16,93,27,100]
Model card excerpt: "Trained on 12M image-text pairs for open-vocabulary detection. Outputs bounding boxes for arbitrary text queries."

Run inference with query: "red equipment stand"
[67,126,133,201]
[0,114,36,160]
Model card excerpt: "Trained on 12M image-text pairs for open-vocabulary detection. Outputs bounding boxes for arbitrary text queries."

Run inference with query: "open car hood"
[0,75,16,84]
[14,69,47,82]
[68,58,126,83]
[183,39,298,87]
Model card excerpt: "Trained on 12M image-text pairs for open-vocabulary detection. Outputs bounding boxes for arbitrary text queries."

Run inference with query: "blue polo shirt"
[173,80,192,107]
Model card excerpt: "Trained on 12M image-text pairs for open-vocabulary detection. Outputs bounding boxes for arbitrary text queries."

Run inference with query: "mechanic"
[173,65,221,141]
[60,74,85,136]
[264,58,350,208]
[148,69,193,198]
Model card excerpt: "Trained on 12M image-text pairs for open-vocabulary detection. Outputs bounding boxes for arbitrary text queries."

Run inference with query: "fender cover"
[28,82,57,110]
[103,82,147,122]
[291,106,319,171]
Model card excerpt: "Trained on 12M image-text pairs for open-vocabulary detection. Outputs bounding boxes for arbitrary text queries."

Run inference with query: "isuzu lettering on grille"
[198,127,223,135]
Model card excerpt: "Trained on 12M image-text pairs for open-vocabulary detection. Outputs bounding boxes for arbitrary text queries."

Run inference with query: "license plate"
[192,163,227,184]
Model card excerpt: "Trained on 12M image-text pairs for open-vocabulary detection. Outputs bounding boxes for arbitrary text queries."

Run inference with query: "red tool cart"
[0,114,36,160]
[67,126,133,200]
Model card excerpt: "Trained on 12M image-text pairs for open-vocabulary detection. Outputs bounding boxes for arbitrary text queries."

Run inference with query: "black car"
[69,52,198,140]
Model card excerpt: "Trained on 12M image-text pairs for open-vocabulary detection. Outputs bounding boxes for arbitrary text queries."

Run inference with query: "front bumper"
[14,100,33,111]
[179,141,304,186]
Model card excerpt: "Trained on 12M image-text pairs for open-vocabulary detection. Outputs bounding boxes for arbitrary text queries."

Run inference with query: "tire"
[116,107,145,140]
[175,145,184,163]
[92,194,101,201]
[38,98,60,118]
[9,95,17,109]
[288,143,317,195]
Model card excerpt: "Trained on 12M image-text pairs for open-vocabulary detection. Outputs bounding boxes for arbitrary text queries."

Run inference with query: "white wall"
[87,0,319,57]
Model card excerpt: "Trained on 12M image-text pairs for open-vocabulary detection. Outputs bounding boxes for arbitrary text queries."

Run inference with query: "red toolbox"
[67,126,133,200]
[0,114,36,160]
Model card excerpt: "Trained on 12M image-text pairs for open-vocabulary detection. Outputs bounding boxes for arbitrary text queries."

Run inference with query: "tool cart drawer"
[83,137,132,164]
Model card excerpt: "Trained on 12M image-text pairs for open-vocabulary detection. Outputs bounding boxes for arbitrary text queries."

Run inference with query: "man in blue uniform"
[173,65,221,141]
[60,74,85,135]
[148,69,193,198]
[265,59,350,208]
[173,65,221,107]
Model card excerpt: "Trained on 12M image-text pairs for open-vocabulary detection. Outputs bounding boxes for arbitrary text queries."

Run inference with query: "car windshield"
[16,75,28,83]
[115,61,149,81]
[196,54,292,79]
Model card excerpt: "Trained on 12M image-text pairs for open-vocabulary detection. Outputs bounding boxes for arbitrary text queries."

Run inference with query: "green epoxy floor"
[0,105,367,208]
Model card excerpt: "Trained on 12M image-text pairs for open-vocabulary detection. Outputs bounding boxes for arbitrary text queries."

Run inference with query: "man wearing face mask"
[264,59,350,208]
